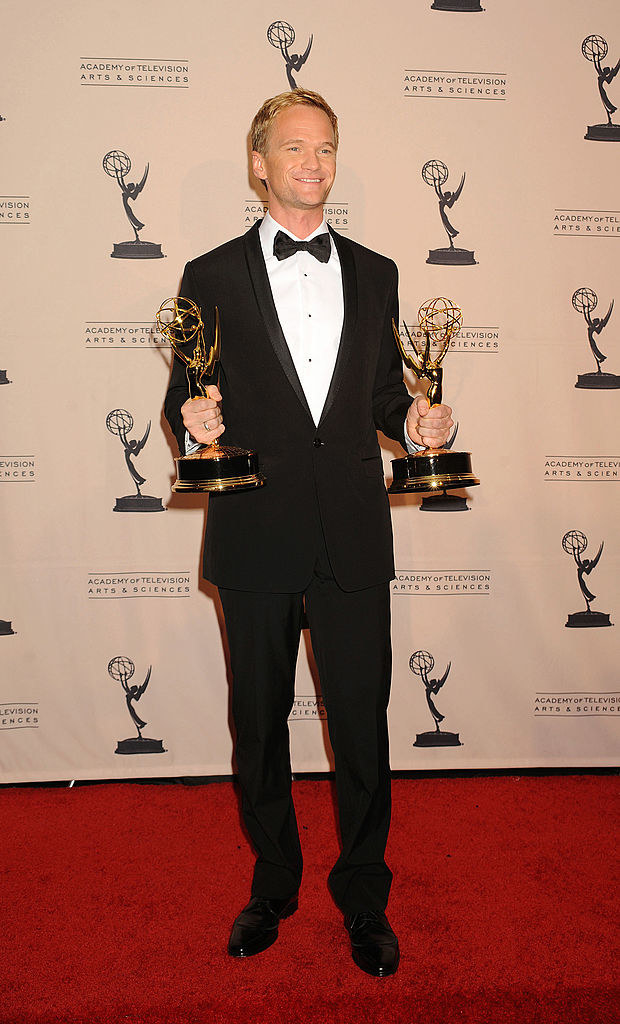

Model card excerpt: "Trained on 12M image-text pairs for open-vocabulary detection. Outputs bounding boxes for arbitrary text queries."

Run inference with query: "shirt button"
[313,437,323,448]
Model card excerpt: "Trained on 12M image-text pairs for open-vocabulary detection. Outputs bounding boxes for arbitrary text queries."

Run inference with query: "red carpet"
[1,775,618,1024]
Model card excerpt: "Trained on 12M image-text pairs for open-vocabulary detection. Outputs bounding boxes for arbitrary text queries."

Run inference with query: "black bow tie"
[273,230,331,263]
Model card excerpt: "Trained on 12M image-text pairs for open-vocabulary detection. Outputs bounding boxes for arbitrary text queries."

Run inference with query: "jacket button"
[313,437,323,448]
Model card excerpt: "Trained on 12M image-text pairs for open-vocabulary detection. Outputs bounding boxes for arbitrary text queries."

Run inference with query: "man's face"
[252,105,337,218]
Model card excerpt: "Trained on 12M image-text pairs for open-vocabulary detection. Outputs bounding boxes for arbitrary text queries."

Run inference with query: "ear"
[252,150,266,182]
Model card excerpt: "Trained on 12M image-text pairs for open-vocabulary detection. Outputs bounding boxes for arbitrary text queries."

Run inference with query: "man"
[164,90,453,977]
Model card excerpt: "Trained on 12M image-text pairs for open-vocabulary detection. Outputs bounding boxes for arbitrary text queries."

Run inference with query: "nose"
[301,149,321,172]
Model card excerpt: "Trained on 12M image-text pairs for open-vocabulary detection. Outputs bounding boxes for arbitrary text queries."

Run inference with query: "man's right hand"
[181,386,225,445]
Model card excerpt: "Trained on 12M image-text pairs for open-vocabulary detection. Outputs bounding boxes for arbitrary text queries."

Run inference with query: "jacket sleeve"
[371,262,414,446]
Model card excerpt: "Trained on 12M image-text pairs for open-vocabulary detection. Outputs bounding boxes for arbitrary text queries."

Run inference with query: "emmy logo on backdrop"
[572,288,619,389]
[431,0,484,10]
[422,160,477,265]
[102,150,165,259]
[106,409,165,512]
[562,531,613,628]
[582,35,620,141]
[0,619,16,636]
[410,650,462,747]
[108,656,166,754]
[267,21,312,90]
[389,297,479,510]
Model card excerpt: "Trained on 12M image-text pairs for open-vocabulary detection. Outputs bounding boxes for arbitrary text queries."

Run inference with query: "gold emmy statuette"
[389,296,479,507]
[156,297,264,492]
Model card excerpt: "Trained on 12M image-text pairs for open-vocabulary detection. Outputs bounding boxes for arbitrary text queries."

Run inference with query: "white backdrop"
[1,0,618,782]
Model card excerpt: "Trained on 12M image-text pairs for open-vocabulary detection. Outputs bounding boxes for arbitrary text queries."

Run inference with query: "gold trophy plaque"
[156,297,264,492]
[389,297,479,508]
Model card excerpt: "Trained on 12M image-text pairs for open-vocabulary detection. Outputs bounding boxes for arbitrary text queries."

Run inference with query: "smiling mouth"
[295,177,323,183]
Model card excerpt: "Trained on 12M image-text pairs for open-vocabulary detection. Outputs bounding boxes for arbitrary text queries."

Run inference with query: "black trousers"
[218,541,393,915]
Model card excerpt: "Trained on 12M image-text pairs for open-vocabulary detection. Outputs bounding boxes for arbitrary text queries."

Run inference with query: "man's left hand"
[406,397,454,449]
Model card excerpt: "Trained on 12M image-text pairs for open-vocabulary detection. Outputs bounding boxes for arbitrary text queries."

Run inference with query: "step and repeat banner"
[1,0,618,782]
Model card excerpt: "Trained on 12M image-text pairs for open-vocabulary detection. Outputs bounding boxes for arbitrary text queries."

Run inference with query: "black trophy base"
[113,494,166,512]
[414,730,462,747]
[0,620,16,636]
[427,247,477,265]
[111,240,165,259]
[565,610,613,628]
[575,371,620,389]
[115,737,166,754]
[584,124,620,142]
[0,370,11,385]
[431,0,483,9]
[389,449,480,494]
[420,491,470,512]
[173,444,264,493]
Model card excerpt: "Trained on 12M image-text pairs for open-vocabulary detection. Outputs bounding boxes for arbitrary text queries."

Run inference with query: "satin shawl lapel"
[243,221,313,422]
[318,227,358,427]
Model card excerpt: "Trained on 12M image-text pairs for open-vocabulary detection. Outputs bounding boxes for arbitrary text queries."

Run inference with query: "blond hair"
[251,89,339,155]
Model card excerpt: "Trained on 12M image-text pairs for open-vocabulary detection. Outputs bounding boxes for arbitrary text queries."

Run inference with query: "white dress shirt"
[185,213,421,452]
[259,213,343,426]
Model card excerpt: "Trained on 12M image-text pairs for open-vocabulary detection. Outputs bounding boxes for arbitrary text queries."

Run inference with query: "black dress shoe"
[228,895,298,957]
[345,911,400,977]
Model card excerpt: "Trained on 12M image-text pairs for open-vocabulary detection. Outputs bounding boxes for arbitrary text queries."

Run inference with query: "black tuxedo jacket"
[164,221,412,593]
